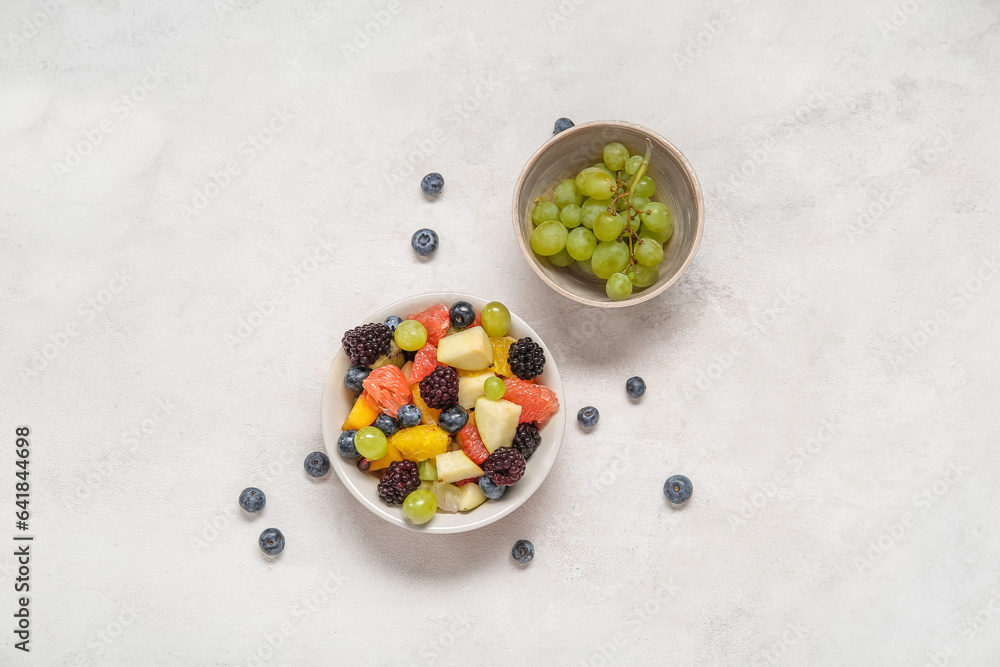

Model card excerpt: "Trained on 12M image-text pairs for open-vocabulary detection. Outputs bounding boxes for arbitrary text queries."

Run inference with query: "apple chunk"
[458,482,487,511]
[436,450,484,484]
[437,327,493,371]
[457,370,495,409]
[475,397,522,453]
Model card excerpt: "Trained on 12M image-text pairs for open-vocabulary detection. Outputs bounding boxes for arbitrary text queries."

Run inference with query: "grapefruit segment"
[502,377,559,424]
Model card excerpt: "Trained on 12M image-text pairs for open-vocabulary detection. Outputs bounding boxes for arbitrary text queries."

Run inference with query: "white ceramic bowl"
[321,293,566,534]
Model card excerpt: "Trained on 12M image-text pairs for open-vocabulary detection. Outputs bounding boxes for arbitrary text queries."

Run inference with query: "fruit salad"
[337,300,559,525]
[528,138,673,300]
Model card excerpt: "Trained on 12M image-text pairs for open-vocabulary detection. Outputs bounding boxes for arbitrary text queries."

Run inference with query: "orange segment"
[390,425,451,461]
[490,336,518,377]
[343,393,379,431]
[411,385,441,425]
[369,443,404,471]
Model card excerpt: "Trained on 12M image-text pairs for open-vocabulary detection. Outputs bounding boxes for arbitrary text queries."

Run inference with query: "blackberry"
[512,423,541,460]
[483,447,526,486]
[508,337,545,380]
[418,365,459,409]
[342,322,391,367]
[377,460,421,505]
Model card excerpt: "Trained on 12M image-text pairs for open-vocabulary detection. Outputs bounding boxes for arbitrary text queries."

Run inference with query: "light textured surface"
[1,0,999,664]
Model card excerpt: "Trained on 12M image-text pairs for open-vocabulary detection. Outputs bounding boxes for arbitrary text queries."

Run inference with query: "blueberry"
[479,475,505,500]
[449,301,475,328]
[397,404,422,428]
[626,376,646,399]
[511,539,534,564]
[421,172,444,196]
[577,406,599,428]
[374,413,400,437]
[345,366,370,393]
[384,315,402,332]
[259,527,285,556]
[438,404,469,434]
[553,118,574,134]
[338,430,359,459]
[663,474,693,504]
[303,451,330,478]
[411,228,439,256]
[239,487,265,513]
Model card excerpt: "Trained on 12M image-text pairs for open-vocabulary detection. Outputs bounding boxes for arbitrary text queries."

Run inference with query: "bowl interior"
[514,121,703,307]
[321,293,566,534]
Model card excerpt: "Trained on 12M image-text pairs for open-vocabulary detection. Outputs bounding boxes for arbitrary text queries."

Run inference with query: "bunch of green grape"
[528,139,673,301]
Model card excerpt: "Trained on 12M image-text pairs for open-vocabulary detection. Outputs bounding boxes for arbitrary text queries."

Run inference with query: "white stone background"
[1,0,998,664]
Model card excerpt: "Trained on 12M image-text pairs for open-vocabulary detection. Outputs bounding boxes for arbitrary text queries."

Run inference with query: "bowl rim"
[512,119,704,308]
[321,292,566,534]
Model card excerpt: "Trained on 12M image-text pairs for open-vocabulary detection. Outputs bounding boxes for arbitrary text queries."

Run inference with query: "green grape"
[606,272,633,300]
[622,211,641,235]
[580,198,606,229]
[481,301,510,337]
[627,263,659,288]
[577,258,596,275]
[579,171,616,200]
[402,488,437,524]
[354,426,388,460]
[531,200,560,224]
[591,240,629,279]
[634,238,664,266]
[592,162,616,177]
[625,155,643,175]
[640,202,669,232]
[553,179,582,208]
[559,204,582,228]
[574,166,602,191]
[566,227,598,261]
[634,176,655,198]
[639,225,672,245]
[603,142,629,171]
[418,459,437,481]
[548,247,574,267]
[530,220,568,256]
[394,319,428,351]
[631,195,650,212]
[593,211,625,242]
[484,376,505,400]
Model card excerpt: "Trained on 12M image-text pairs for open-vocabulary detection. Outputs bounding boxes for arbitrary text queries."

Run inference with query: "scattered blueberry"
[438,404,469,434]
[345,366,371,393]
[577,406,599,428]
[479,475,505,500]
[374,413,400,437]
[449,301,476,328]
[553,118,574,134]
[304,451,331,478]
[420,172,444,196]
[356,457,371,472]
[384,315,402,332]
[238,487,265,513]
[338,430,359,459]
[397,404,422,428]
[511,539,535,564]
[663,474,693,504]
[411,228,439,256]
[626,376,646,399]
[258,527,285,556]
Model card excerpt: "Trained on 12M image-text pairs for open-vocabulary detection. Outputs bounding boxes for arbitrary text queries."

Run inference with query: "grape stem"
[609,138,652,271]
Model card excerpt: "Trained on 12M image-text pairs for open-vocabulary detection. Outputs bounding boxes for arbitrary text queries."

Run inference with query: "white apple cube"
[435,450,484,484]
[458,482,487,511]
[437,327,493,371]
[475,397,522,453]
[457,370,495,409]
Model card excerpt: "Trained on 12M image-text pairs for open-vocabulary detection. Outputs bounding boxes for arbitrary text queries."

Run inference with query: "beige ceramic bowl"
[512,120,704,307]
